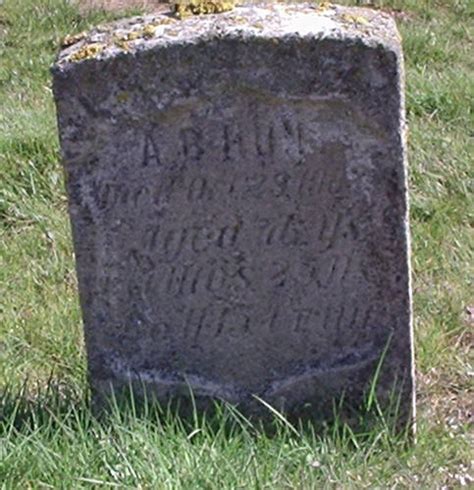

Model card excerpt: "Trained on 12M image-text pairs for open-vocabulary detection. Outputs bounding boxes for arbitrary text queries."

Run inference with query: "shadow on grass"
[1,373,414,450]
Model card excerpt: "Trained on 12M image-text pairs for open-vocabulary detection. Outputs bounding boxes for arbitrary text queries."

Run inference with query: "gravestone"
[52,3,415,427]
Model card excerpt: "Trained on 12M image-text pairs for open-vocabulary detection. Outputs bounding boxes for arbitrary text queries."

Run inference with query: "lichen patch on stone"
[315,1,333,13]
[68,42,106,62]
[340,13,370,26]
[55,4,401,68]
[61,31,87,48]
[172,0,235,19]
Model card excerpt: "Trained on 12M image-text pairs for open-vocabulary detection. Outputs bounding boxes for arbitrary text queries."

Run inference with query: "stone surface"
[53,3,415,426]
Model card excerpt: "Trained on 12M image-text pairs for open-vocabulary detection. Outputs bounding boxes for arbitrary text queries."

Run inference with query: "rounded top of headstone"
[53,3,401,70]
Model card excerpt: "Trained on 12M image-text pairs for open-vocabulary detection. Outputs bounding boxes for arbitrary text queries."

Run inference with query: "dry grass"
[76,0,169,14]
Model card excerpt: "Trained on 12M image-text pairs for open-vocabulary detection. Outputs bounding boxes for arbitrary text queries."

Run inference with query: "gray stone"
[52,3,415,427]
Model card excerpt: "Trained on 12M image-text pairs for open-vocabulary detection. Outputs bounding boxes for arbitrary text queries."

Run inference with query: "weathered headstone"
[53,3,415,427]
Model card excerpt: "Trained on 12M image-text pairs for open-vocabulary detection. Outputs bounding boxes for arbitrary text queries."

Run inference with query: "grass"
[0,0,473,487]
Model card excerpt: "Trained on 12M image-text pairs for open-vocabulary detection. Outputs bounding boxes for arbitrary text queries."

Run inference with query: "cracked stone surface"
[52,3,415,427]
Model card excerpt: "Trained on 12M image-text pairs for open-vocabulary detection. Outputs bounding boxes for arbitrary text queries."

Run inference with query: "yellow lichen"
[114,20,169,47]
[126,30,142,41]
[69,43,106,62]
[340,13,370,25]
[315,1,332,12]
[172,0,235,19]
[142,24,158,39]
[61,31,87,48]
[113,36,130,51]
[117,91,129,103]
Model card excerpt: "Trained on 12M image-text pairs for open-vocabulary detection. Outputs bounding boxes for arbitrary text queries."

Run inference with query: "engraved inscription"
[77,95,386,387]
[101,95,368,362]
[143,221,241,259]
[143,134,162,167]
